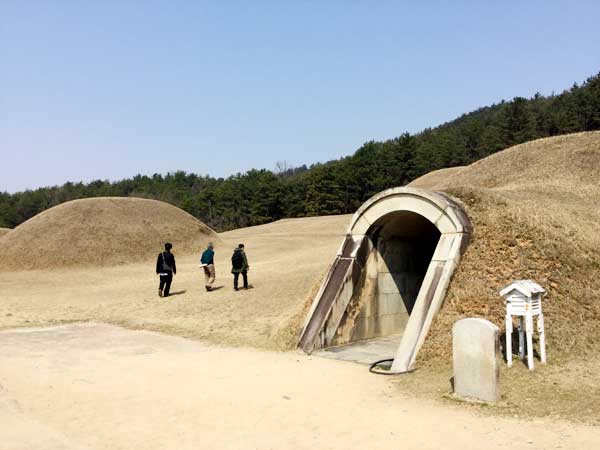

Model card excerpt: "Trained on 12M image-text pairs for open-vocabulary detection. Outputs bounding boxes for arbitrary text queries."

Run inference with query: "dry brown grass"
[408,166,465,189]
[419,131,600,363]
[0,197,220,271]
[0,228,10,238]
[403,132,600,424]
[0,214,350,350]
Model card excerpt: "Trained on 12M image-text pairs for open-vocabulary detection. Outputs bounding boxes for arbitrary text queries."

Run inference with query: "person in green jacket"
[231,243,249,291]
[200,242,215,292]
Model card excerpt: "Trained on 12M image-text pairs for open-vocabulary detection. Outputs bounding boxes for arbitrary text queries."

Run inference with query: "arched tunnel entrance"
[330,211,441,346]
[298,187,472,373]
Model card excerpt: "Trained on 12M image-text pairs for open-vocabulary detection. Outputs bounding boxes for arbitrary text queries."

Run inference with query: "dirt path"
[1,324,598,450]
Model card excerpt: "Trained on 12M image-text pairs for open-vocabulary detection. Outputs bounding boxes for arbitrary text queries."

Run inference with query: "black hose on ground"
[369,359,417,375]
[369,358,395,375]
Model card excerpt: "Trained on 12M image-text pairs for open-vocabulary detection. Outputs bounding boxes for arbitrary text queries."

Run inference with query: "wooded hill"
[2,72,599,232]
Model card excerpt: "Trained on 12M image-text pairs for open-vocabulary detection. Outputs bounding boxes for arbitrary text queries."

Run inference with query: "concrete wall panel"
[351,215,374,236]
[431,233,458,262]
[377,272,405,294]
[351,314,410,341]
[435,212,457,234]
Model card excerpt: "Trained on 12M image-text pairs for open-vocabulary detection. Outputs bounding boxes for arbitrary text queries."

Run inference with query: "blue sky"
[2,1,599,193]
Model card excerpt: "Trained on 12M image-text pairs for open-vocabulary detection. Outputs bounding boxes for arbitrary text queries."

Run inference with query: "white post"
[505,314,513,367]
[538,314,546,364]
[526,314,534,370]
[518,317,525,360]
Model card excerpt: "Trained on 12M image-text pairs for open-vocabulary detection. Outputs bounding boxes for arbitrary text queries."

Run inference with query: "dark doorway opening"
[332,211,441,345]
[371,210,441,315]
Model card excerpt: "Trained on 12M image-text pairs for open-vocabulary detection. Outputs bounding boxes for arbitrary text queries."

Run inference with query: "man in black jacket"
[156,242,176,297]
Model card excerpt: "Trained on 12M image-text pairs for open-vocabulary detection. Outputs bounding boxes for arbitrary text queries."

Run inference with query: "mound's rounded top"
[0,197,220,271]
[408,166,465,189]
[432,131,600,191]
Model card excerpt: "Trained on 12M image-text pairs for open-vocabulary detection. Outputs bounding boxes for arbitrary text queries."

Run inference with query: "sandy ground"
[1,323,599,450]
[0,215,350,350]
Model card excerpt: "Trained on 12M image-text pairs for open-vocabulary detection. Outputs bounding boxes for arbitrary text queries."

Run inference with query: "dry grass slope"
[0,228,11,238]
[407,166,465,189]
[0,197,220,271]
[0,214,349,351]
[419,131,600,364]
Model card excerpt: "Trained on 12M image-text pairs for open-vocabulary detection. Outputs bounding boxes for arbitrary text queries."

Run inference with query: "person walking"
[156,242,176,297]
[231,243,249,291]
[200,242,216,291]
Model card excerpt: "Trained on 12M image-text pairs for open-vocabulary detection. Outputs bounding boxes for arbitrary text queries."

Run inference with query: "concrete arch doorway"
[298,187,473,373]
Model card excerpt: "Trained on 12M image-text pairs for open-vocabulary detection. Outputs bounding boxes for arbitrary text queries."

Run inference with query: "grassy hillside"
[408,166,465,189]
[419,131,600,362]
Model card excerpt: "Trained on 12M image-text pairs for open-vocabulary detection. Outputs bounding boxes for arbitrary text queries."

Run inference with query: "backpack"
[161,252,173,272]
[231,251,244,270]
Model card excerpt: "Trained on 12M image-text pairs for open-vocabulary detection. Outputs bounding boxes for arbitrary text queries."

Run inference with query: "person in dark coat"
[156,242,176,297]
[231,243,249,291]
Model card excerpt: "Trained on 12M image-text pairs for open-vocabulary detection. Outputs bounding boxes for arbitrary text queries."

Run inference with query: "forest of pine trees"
[1,72,599,231]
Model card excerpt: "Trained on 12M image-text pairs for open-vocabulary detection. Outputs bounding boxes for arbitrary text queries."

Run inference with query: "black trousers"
[233,271,248,289]
[159,273,173,296]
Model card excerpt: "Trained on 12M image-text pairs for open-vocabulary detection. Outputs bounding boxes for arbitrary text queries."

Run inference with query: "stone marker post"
[452,318,500,403]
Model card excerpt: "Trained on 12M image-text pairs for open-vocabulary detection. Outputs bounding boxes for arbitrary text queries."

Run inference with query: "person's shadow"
[500,330,542,365]
[210,286,224,291]
[168,290,187,296]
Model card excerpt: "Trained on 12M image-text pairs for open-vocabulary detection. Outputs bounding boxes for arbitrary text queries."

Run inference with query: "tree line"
[2,72,599,231]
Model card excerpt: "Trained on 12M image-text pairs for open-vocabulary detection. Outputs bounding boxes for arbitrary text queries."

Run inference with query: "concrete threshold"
[313,334,402,365]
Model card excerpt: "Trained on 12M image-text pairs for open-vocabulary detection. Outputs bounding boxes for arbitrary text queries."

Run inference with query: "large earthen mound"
[407,166,465,189]
[0,197,220,271]
[0,228,11,238]
[418,131,600,363]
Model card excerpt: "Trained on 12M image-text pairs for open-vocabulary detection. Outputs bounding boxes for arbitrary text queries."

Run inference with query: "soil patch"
[1,323,598,449]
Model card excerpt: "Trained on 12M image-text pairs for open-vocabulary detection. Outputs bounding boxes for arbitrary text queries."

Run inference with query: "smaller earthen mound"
[0,197,220,271]
[0,228,11,238]
[407,166,465,189]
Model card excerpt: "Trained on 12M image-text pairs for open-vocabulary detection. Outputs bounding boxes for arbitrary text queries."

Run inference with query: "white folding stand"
[500,280,546,370]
